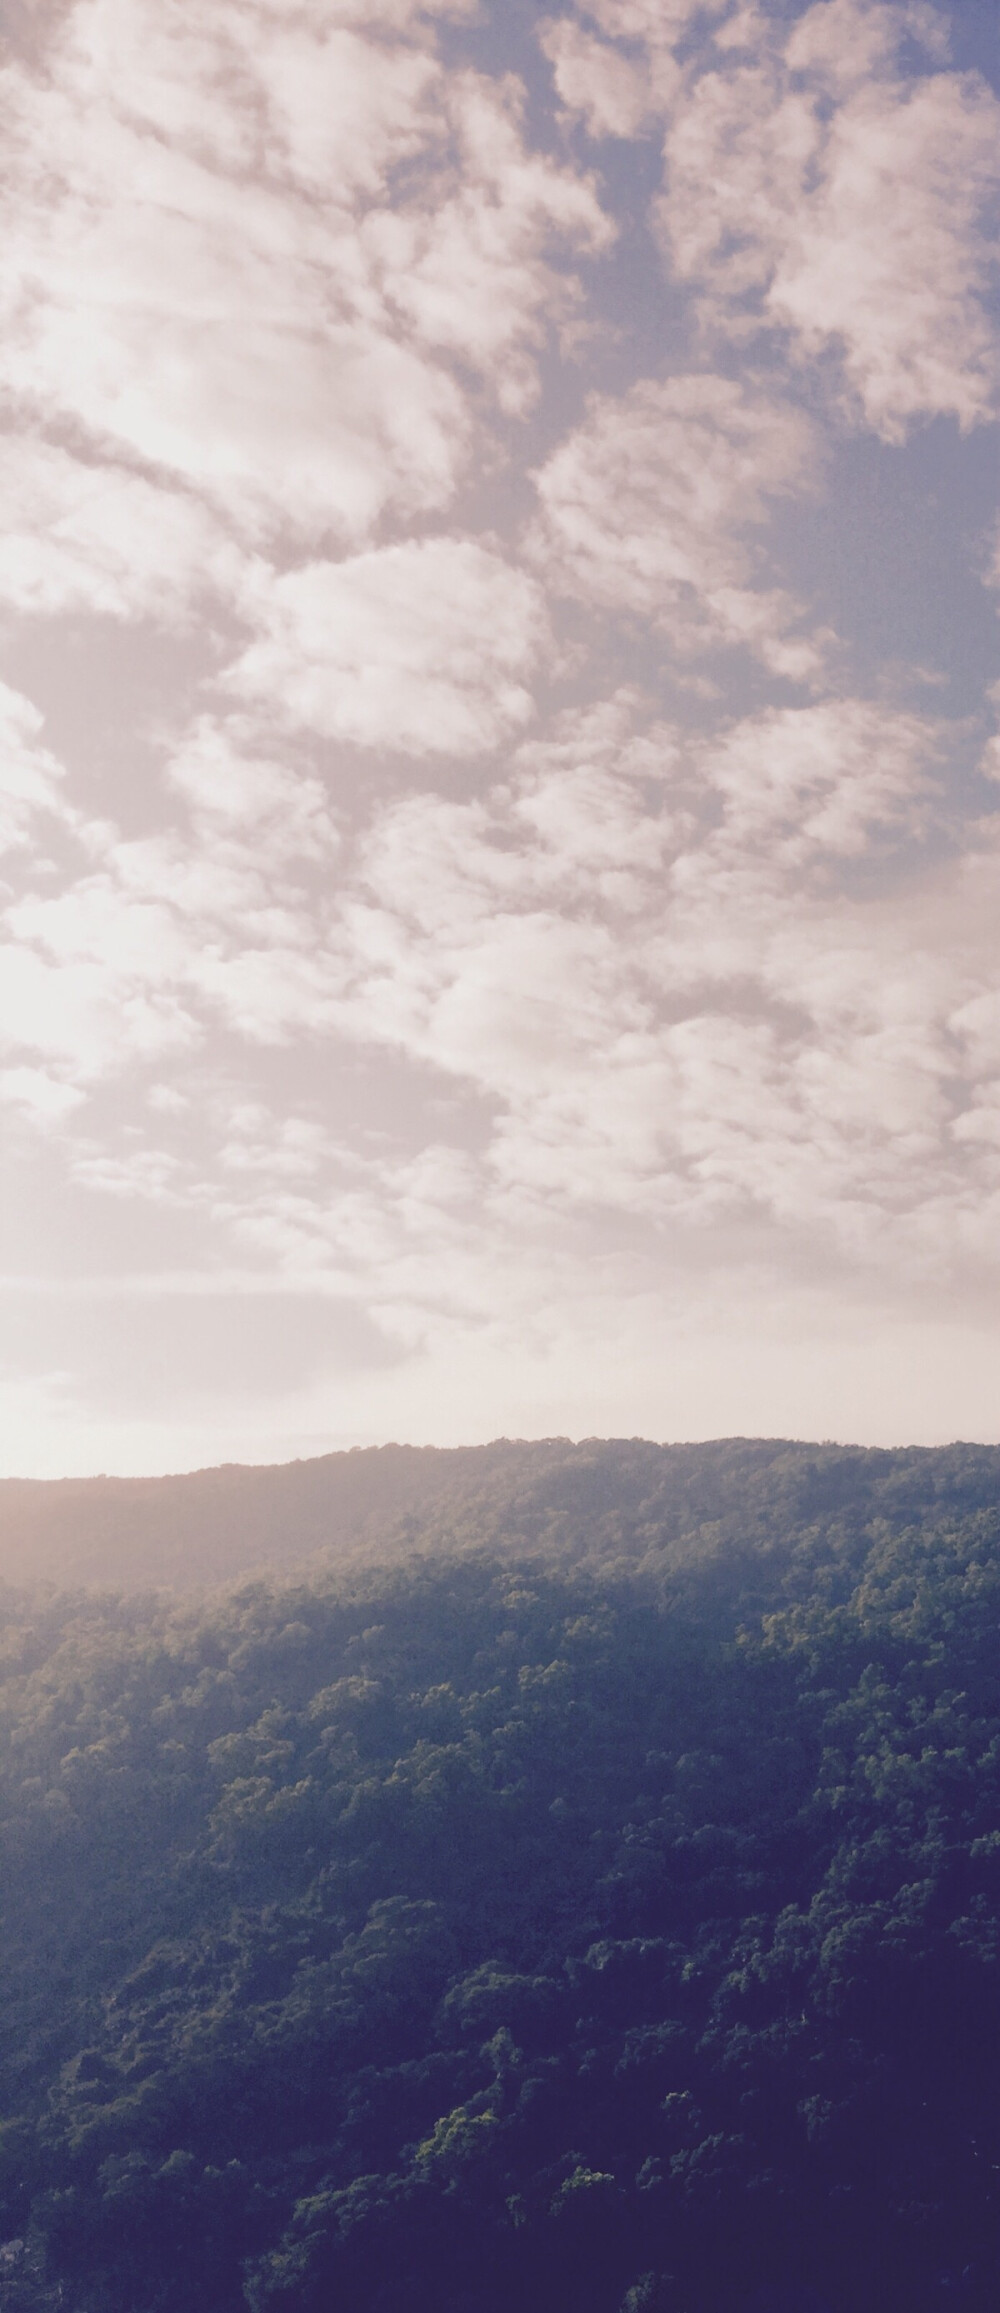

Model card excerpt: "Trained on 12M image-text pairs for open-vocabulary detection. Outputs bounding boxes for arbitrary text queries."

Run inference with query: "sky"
[0,0,998,1475]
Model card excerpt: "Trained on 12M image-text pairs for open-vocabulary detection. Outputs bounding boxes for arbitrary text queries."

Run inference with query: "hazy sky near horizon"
[0,0,999,1475]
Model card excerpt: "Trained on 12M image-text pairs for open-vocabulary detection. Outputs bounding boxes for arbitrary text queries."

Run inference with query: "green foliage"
[0,1450,999,2308]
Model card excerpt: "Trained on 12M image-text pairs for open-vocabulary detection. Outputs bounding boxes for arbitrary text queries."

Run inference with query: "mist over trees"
[3,1433,1000,1590]
[0,1442,999,2310]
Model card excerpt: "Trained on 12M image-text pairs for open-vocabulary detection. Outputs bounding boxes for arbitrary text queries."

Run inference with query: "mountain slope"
[1,1478,1000,2311]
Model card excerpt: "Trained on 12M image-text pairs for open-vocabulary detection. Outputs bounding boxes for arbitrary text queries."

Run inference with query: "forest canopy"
[1,1444,999,2310]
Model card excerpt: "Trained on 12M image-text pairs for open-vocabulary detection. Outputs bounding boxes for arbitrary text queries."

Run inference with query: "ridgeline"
[1,1432,1000,1591]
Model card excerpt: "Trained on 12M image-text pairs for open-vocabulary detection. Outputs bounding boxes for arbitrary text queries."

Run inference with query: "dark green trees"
[0,1483,998,2310]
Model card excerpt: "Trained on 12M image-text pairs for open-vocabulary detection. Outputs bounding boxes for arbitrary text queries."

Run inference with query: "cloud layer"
[0,0,998,1469]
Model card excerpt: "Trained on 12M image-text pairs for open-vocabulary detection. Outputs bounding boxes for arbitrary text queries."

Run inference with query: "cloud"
[2,672,998,1377]
[0,682,71,858]
[783,1,951,87]
[165,718,341,864]
[580,0,728,38]
[0,0,997,1472]
[0,936,202,1079]
[0,707,346,1077]
[1,148,467,548]
[0,1066,86,1120]
[0,437,243,622]
[218,1134,487,1292]
[260,0,480,28]
[540,0,738,137]
[0,0,610,558]
[694,697,940,868]
[325,694,989,1264]
[530,373,825,673]
[655,0,1000,437]
[227,539,552,755]
[361,70,613,417]
[0,682,963,1266]
[539,18,665,139]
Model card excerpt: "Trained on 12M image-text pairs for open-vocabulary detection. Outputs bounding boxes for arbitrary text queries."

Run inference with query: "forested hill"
[2,1434,1000,1590]
[1,1448,1000,2309]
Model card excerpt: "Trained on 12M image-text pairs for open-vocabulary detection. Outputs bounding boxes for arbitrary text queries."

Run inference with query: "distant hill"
[1,1433,998,1592]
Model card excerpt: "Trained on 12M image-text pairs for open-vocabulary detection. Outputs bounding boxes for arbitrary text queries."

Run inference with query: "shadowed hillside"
[0,1434,998,1592]
[2,1453,1000,2311]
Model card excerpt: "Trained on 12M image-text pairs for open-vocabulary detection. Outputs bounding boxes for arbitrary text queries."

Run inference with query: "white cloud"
[0,0,610,558]
[321,694,996,1267]
[530,373,824,672]
[783,1,951,87]
[2,156,468,547]
[656,0,1000,437]
[1,686,1000,1483]
[695,698,939,867]
[0,0,997,1471]
[227,540,551,755]
[219,1107,330,1181]
[0,436,243,621]
[0,694,204,1084]
[218,1136,499,1321]
[2,685,962,1261]
[0,1066,86,1119]
[362,70,613,417]
[0,707,346,1077]
[539,18,665,139]
[540,0,738,137]
[165,718,341,863]
[0,936,201,1078]
[0,664,991,1296]
[580,0,728,38]
[0,682,70,858]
